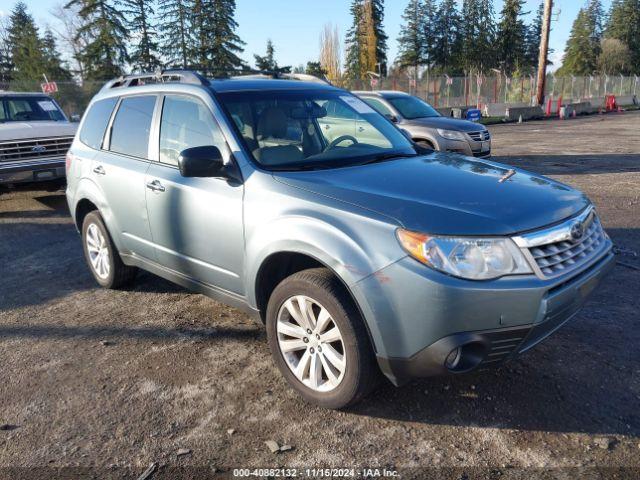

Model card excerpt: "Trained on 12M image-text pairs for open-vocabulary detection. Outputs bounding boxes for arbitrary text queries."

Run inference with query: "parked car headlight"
[436,129,466,141]
[397,229,533,280]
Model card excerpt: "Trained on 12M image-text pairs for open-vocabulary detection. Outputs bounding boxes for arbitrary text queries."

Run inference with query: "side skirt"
[120,252,261,320]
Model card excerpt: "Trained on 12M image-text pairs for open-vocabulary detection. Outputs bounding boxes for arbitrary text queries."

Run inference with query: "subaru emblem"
[570,222,584,242]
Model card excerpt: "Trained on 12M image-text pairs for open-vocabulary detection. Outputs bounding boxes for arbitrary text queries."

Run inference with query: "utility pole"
[536,0,553,105]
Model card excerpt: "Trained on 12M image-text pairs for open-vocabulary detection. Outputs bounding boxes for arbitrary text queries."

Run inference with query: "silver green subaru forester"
[66,70,614,409]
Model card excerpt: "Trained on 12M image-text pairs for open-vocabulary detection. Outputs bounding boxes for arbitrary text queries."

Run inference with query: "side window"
[363,97,393,117]
[78,98,118,150]
[0,101,5,121]
[109,95,156,158]
[159,95,226,166]
[325,100,356,120]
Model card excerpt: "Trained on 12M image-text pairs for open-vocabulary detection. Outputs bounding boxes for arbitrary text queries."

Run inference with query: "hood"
[273,152,589,236]
[402,116,484,132]
[0,121,78,142]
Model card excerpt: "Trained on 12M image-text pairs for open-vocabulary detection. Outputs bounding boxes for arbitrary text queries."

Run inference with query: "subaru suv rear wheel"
[266,268,379,409]
[82,211,137,289]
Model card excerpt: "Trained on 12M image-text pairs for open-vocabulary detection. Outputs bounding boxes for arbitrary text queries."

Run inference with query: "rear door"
[144,94,244,294]
[92,95,158,259]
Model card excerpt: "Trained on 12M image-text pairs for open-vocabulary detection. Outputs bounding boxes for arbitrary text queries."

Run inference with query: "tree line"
[1,0,639,87]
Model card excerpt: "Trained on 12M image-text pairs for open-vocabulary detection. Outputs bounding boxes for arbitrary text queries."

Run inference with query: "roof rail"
[227,69,331,85]
[101,69,209,91]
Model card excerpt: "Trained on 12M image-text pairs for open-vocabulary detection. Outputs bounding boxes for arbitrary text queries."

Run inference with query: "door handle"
[324,124,330,130]
[146,180,165,193]
[93,165,105,175]
[358,126,365,132]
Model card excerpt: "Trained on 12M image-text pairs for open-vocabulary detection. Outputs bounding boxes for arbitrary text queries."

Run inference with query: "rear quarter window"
[79,98,118,150]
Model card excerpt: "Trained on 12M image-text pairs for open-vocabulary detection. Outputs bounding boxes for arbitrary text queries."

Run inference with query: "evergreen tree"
[461,0,496,73]
[420,0,437,67]
[41,28,72,80]
[432,0,463,74]
[65,0,129,80]
[0,18,13,82]
[496,0,527,74]
[7,2,50,82]
[605,0,640,73]
[524,1,544,70]
[191,0,245,76]
[157,0,193,69]
[344,0,387,79]
[396,0,425,70]
[344,0,365,79]
[370,0,388,75]
[254,39,277,71]
[559,7,598,75]
[305,61,327,78]
[122,0,160,72]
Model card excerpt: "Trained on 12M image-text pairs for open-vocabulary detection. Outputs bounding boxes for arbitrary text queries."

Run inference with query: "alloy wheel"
[276,295,346,392]
[86,223,110,279]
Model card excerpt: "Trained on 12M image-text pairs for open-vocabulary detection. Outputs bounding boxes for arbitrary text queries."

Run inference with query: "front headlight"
[397,229,532,280]
[436,129,466,141]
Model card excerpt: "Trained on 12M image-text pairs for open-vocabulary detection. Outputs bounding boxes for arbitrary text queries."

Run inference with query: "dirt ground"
[1,112,639,480]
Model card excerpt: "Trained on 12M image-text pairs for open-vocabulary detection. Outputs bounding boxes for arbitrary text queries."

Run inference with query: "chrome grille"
[0,136,74,163]
[467,130,491,142]
[528,213,606,278]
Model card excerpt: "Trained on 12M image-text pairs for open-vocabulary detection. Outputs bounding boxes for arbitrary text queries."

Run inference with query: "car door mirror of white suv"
[178,146,226,178]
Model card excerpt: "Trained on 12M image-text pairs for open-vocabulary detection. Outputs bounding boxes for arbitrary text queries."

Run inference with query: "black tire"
[81,211,137,289]
[266,268,379,409]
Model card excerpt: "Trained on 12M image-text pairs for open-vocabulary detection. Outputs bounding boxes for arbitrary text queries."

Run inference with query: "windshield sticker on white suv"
[340,96,376,115]
[38,100,58,112]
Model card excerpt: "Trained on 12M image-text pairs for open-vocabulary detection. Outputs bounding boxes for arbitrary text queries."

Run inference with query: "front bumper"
[437,137,491,158]
[353,243,614,386]
[0,157,66,184]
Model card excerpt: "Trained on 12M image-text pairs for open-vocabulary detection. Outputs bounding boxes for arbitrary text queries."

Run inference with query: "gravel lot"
[1,112,639,479]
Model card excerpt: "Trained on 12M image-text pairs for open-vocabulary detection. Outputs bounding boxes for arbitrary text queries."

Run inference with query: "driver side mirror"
[384,113,399,123]
[178,146,225,178]
[70,114,81,122]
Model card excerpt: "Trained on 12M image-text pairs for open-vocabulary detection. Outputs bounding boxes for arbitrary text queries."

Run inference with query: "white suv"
[0,92,77,185]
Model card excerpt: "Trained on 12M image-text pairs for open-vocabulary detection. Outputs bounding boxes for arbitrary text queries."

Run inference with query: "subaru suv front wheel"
[266,268,379,409]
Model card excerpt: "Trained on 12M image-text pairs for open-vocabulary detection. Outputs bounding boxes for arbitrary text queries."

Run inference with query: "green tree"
[344,0,387,79]
[6,2,48,82]
[496,0,527,74]
[122,0,160,72]
[0,17,13,82]
[432,0,463,74]
[305,61,327,77]
[559,7,599,75]
[396,0,425,71]
[461,0,496,73]
[344,0,364,79]
[605,0,640,73]
[64,0,129,80]
[157,0,193,68]
[192,0,246,76]
[254,39,277,71]
[41,28,72,80]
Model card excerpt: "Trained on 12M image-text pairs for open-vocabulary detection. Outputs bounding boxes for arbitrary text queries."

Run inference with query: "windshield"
[0,96,66,122]
[217,89,417,171]
[387,96,440,120]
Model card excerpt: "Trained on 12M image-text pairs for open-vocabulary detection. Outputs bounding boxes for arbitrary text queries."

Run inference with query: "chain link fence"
[2,75,639,117]
[342,74,640,110]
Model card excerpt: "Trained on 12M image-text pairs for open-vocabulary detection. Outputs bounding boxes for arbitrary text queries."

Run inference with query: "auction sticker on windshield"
[37,100,58,112]
[340,96,376,115]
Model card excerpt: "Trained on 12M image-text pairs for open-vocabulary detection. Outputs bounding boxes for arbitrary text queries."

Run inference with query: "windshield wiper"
[361,152,417,166]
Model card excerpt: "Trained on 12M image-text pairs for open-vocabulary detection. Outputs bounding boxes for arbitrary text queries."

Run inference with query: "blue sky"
[3,0,611,72]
